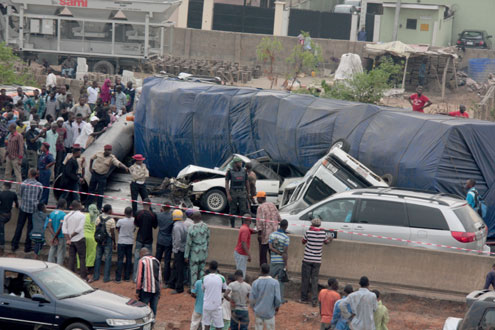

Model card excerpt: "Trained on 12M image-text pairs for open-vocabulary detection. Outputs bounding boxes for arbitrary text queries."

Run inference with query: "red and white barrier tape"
[1,178,493,256]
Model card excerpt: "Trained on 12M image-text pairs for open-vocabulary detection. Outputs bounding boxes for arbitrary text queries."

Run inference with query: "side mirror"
[31,294,50,304]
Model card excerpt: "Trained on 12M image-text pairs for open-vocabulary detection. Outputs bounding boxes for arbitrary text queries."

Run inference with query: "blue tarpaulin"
[135,77,495,235]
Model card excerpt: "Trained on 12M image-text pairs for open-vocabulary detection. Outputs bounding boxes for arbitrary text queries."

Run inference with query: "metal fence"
[475,85,495,120]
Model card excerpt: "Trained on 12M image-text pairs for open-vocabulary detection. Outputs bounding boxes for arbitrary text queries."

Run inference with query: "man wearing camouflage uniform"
[225,156,251,228]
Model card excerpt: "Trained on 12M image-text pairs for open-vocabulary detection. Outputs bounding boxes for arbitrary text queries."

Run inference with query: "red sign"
[59,0,88,7]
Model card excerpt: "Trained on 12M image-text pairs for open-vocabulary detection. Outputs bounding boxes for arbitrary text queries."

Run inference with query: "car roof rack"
[351,189,452,206]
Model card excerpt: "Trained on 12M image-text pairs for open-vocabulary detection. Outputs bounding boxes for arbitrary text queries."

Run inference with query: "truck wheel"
[331,138,350,152]
[93,60,114,75]
[201,189,228,213]
[65,322,91,330]
[381,174,395,186]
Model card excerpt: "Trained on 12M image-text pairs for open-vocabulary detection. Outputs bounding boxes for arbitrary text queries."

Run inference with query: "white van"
[279,139,389,213]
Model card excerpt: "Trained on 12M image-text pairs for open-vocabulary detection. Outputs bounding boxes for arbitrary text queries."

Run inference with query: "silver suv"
[280,188,490,254]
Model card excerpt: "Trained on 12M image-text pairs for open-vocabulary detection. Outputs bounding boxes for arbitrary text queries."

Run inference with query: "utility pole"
[392,0,401,41]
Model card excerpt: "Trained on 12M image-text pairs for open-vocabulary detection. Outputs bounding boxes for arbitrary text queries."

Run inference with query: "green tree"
[323,57,403,104]
[285,31,322,91]
[256,37,283,89]
[0,42,37,86]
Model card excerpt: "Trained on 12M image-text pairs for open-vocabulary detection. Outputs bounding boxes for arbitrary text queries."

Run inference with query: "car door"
[352,198,410,246]
[0,269,56,330]
[299,198,357,241]
[406,203,450,250]
[253,172,280,204]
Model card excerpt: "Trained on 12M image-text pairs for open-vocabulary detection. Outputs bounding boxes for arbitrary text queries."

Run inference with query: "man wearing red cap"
[129,154,149,215]
[38,142,55,204]
[86,145,128,210]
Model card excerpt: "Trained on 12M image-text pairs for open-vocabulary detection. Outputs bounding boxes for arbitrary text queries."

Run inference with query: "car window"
[356,199,407,227]
[406,204,449,230]
[35,266,94,299]
[303,177,337,205]
[480,308,495,329]
[3,271,44,299]
[307,199,356,223]
[454,205,484,232]
[463,31,483,39]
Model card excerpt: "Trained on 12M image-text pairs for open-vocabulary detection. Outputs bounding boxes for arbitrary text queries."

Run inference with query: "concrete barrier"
[3,211,491,295]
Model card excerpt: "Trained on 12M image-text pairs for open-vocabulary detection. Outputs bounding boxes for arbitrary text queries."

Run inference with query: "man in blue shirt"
[269,220,290,302]
[465,179,479,209]
[155,205,174,286]
[46,198,67,265]
[190,270,209,329]
[250,263,281,329]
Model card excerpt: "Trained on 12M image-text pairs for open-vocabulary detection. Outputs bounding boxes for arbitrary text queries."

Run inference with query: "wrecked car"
[279,139,390,214]
[176,153,303,212]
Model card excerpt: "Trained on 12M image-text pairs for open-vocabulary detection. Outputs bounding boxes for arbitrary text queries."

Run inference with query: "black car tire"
[331,138,351,153]
[381,173,395,186]
[65,322,91,330]
[201,189,228,212]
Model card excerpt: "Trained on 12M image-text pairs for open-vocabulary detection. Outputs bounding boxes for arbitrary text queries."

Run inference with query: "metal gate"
[288,9,375,40]
[187,0,204,29]
[212,4,274,34]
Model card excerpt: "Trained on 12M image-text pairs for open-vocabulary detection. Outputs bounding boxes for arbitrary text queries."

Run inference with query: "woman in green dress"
[77,204,99,273]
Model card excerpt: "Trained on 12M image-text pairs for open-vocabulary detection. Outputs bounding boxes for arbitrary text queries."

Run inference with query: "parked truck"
[0,0,180,74]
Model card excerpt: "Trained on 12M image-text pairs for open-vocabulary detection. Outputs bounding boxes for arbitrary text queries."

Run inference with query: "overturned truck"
[135,78,495,235]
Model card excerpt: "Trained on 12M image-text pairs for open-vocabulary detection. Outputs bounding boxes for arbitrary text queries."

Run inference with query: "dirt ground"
[91,279,465,330]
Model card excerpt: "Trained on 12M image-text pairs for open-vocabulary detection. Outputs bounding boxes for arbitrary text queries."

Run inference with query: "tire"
[331,138,351,153]
[381,173,395,186]
[93,60,114,75]
[201,189,228,212]
[65,322,91,330]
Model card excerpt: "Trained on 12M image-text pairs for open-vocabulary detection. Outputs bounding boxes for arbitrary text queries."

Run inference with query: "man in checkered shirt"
[11,168,43,252]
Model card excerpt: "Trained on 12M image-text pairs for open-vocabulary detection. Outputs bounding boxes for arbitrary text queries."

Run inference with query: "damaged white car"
[177,153,304,212]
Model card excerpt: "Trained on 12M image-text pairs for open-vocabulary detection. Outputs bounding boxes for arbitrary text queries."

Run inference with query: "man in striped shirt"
[136,247,162,316]
[269,219,290,302]
[300,218,331,307]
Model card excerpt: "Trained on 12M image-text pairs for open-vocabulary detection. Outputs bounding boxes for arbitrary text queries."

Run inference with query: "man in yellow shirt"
[372,290,389,330]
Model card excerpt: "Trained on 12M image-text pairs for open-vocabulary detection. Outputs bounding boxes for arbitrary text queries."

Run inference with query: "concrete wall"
[4,208,491,295]
[451,0,495,46]
[206,226,492,296]
[167,27,369,74]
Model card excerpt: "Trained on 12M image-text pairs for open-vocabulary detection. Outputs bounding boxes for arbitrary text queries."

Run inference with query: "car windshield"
[463,31,483,39]
[35,266,95,299]
[453,205,484,232]
[218,156,234,171]
[303,177,337,205]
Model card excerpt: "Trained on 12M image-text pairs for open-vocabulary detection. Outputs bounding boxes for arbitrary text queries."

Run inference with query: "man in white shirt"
[75,116,99,149]
[341,276,378,330]
[87,81,99,111]
[62,200,88,281]
[46,68,57,89]
[202,260,229,330]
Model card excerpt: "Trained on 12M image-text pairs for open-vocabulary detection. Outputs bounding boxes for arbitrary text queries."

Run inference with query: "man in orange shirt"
[319,278,341,330]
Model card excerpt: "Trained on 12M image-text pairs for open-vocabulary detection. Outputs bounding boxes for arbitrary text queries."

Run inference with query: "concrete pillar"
[273,1,289,37]
[350,13,358,41]
[432,21,439,46]
[177,0,189,28]
[373,15,381,42]
[202,0,214,31]
[359,0,367,30]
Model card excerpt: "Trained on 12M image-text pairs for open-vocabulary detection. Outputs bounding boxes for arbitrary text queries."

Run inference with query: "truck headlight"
[106,319,137,326]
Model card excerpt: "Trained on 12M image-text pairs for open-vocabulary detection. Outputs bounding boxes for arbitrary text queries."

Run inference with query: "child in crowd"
[115,207,135,282]
[373,290,390,330]
[190,269,210,330]
[222,274,235,330]
[31,203,47,259]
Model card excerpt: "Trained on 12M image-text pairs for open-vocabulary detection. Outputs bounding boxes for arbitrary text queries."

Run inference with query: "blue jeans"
[116,243,133,281]
[231,310,250,330]
[134,241,152,281]
[139,291,160,316]
[93,236,113,282]
[270,262,285,300]
[39,169,51,204]
[234,251,248,278]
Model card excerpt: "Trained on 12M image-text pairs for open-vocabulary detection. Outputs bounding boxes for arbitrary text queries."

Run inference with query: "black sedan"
[0,258,154,330]
[457,30,492,49]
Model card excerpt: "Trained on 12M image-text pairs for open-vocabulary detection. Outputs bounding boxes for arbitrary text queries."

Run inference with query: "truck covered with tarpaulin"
[135,77,495,236]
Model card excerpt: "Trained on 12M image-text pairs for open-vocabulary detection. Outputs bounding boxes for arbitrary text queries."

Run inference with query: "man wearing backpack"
[92,204,116,282]
[465,179,486,218]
